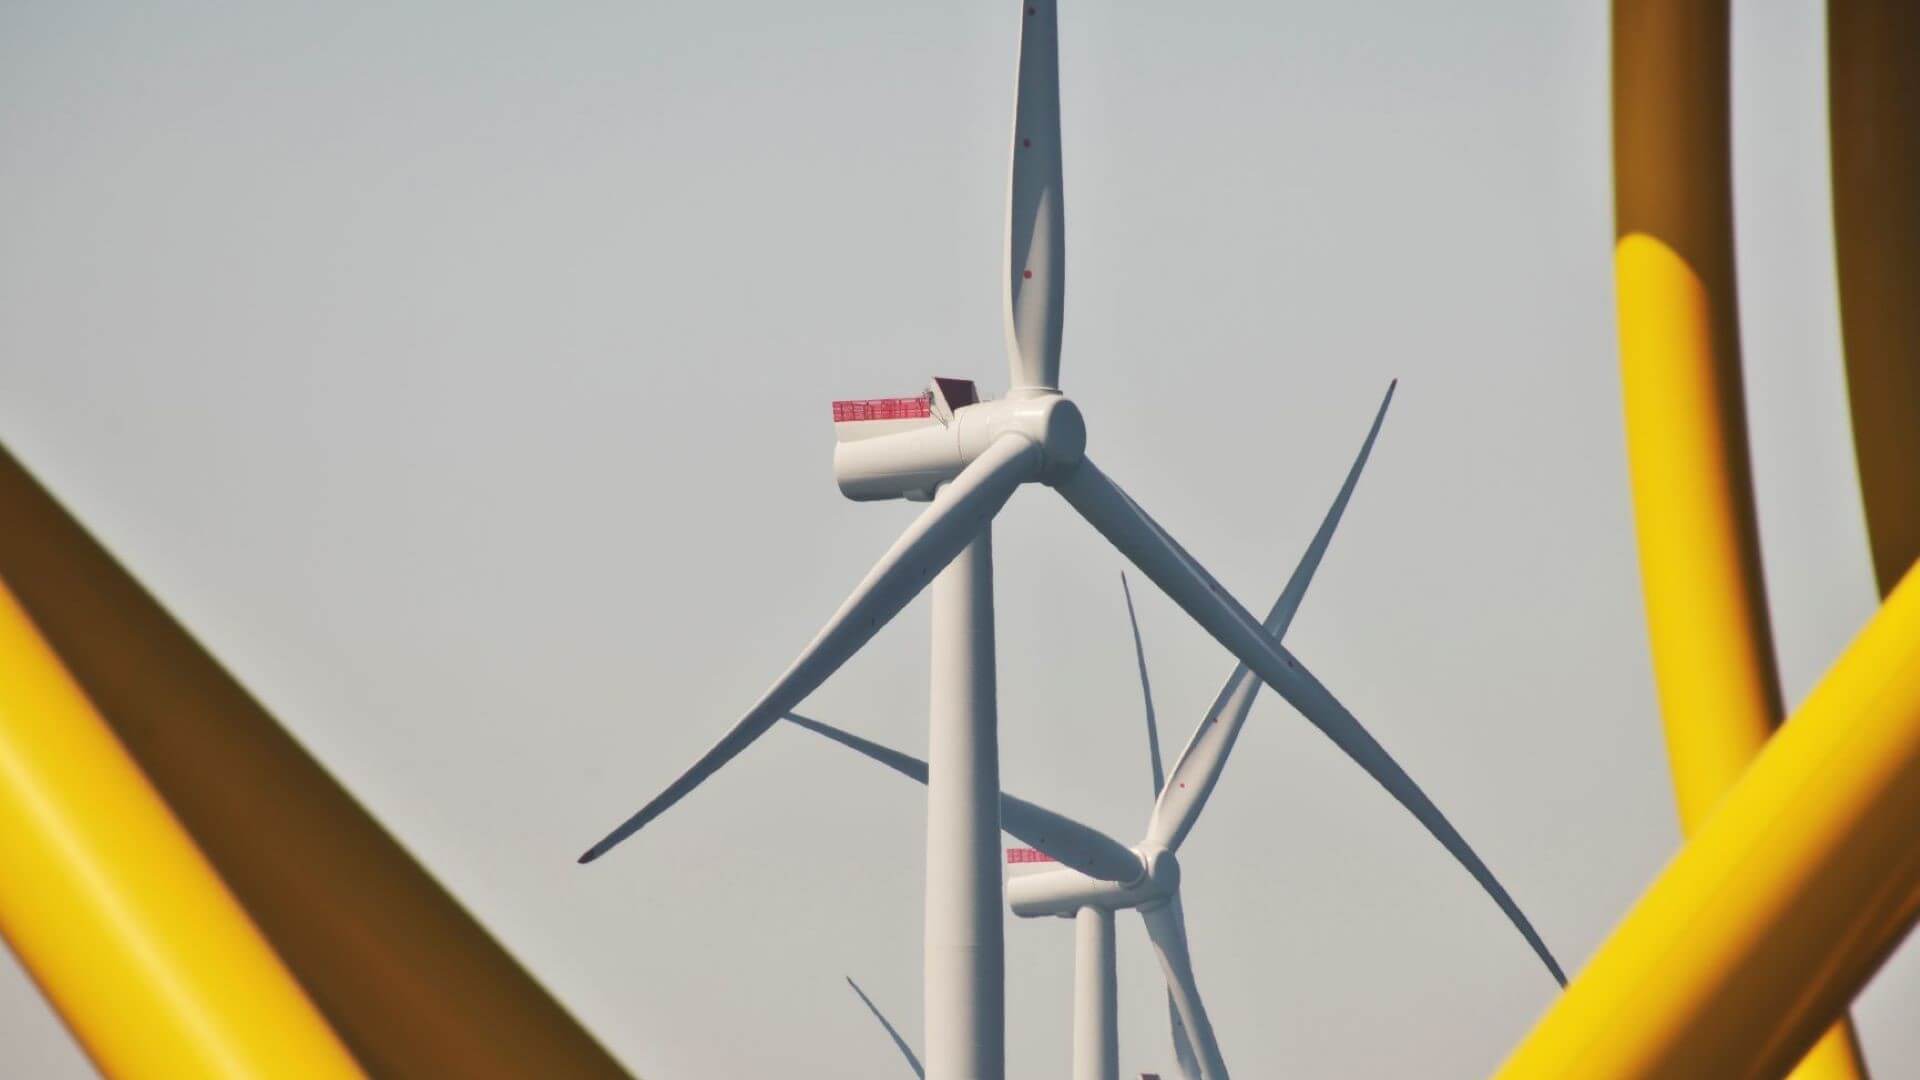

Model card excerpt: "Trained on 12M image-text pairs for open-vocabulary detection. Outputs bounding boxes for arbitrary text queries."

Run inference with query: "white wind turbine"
[784,387,1564,1079]
[580,3,1560,1077]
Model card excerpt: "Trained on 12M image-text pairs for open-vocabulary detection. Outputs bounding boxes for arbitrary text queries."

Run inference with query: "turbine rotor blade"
[1056,458,1566,985]
[1005,0,1066,392]
[846,976,925,1078]
[578,435,1042,863]
[783,713,1140,885]
[1140,901,1228,1078]
[1268,379,1395,642]
[1148,381,1395,852]
[1169,990,1200,1080]
[1163,894,1202,1080]
[1120,572,1166,797]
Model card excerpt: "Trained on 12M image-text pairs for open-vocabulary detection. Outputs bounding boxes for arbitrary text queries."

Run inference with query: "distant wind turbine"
[785,388,1565,1078]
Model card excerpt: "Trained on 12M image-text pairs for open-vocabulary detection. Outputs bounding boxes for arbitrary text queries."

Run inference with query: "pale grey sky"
[1,2,1911,1077]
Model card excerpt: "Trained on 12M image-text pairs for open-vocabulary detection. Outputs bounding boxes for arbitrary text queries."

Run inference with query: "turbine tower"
[787,387,1564,1079]
[582,4,1559,1077]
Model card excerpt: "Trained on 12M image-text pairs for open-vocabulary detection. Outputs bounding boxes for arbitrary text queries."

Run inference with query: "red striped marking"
[1007,847,1055,864]
[832,396,931,422]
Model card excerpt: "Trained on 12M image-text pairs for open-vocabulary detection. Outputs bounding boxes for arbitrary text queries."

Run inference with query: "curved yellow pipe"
[1830,0,1920,1018]
[0,445,629,1078]
[0,578,362,1078]
[1611,3,1865,1075]
[1496,562,1920,1077]
[1830,0,1920,598]
[1616,233,1782,823]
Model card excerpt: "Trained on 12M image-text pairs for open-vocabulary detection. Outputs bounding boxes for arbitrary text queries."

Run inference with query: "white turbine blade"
[784,712,1140,884]
[1140,902,1228,1079]
[1145,673,1259,856]
[1120,572,1167,796]
[1168,991,1199,1080]
[1163,895,1202,1080]
[1056,459,1567,985]
[579,436,1042,863]
[1005,0,1065,392]
[1147,381,1396,852]
[1268,379,1394,641]
[847,976,925,1078]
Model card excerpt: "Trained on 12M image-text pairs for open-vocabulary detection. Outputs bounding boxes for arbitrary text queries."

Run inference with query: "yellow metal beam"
[1615,232,1785,822]
[1831,0,1920,996]
[1495,562,1920,1077]
[0,577,362,1078]
[1614,0,1783,831]
[1612,3,1864,1073]
[1830,0,1920,598]
[0,445,628,1078]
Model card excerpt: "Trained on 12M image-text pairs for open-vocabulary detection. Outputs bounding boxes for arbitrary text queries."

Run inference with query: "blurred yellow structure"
[0,446,629,1078]
[1831,0,1920,599]
[0,579,362,1077]
[1831,0,1920,993]
[1611,1,1864,1073]
[1500,3,1920,1075]
[1496,562,1920,1077]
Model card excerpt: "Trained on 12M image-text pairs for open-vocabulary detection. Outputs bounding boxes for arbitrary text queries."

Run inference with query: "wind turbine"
[580,3,1558,1077]
[783,388,1562,1079]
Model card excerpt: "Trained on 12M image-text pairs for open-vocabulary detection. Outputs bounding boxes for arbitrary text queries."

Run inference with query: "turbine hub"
[991,392,1084,482]
[1140,846,1181,896]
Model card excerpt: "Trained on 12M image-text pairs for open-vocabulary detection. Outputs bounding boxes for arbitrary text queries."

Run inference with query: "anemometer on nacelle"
[831,376,1085,502]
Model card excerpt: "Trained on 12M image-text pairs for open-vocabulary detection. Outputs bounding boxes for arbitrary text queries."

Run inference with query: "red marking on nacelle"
[832,396,932,422]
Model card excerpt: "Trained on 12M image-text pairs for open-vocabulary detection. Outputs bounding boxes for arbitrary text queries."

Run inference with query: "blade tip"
[578,833,622,864]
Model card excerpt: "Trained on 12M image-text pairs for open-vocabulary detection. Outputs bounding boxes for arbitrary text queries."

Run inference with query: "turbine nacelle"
[833,379,1084,502]
[1007,846,1180,918]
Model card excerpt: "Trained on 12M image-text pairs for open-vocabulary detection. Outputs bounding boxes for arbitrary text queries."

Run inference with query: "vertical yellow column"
[1830,0,1920,599]
[0,578,362,1078]
[1495,565,1920,1078]
[1612,2,1866,1075]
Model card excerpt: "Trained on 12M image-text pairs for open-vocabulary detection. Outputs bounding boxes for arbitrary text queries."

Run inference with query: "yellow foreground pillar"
[1613,2,1865,1073]
[1496,564,1920,1077]
[0,578,362,1077]
[0,445,628,1077]
[1830,0,1920,598]
[1830,0,1920,995]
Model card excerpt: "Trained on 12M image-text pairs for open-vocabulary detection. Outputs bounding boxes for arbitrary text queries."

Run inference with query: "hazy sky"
[1,2,1911,1077]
